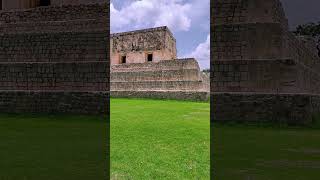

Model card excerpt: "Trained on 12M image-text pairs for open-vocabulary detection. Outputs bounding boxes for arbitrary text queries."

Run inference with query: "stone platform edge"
[0,91,109,115]
[111,91,210,102]
[211,92,320,125]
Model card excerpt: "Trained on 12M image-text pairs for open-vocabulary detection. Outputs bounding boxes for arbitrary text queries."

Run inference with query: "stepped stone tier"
[212,0,320,124]
[0,1,109,115]
[110,27,209,101]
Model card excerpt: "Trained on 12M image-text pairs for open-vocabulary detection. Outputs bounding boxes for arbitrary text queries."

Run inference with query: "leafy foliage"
[294,22,320,37]
[202,68,210,73]
[294,22,320,57]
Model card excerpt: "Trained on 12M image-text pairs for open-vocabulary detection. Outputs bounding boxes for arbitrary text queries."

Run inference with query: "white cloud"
[185,35,210,70]
[111,0,210,70]
[110,0,192,33]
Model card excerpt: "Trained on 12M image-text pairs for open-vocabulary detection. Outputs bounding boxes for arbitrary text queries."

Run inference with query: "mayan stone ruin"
[110,26,209,101]
[0,0,109,115]
[212,0,320,124]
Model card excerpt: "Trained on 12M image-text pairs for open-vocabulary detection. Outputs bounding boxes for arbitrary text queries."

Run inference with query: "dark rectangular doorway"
[121,56,126,64]
[40,0,51,6]
[147,53,153,62]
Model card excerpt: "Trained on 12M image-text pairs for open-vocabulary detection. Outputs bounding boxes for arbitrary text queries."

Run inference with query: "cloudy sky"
[281,0,320,29]
[110,0,320,70]
[111,0,210,70]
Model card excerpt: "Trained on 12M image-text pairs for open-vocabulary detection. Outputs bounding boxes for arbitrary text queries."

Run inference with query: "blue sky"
[111,0,210,70]
[281,0,320,30]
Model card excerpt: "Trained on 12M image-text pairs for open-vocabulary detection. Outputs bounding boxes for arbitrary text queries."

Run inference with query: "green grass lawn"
[213,123,320,180]
[3,98,319,180]
[110,98,210,179]
[0,114,107,180]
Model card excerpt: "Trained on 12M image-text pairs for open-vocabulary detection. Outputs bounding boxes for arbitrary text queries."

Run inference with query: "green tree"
[202,69,210,73]
[294,22,320,57]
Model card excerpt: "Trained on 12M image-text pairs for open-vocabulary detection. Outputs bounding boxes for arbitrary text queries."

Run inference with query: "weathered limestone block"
[111,91,209,102]
[111,27,177,65]
[0,2,109,115]
[0,19,107,34]
[0,91,108,115]
[0,31,108,62]
[212,0,320,124]
[111,59,209,101]
[0,61,108,91]
[212,59,320,94]
[0,3,108,24]
[212,93,320,125]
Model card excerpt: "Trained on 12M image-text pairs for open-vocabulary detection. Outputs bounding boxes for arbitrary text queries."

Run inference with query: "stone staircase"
[110,59,209,101]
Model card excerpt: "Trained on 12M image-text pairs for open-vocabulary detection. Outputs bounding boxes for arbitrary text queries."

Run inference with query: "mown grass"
[110,98,210,179]
[3,98,318,180]
[213,122,320,180]
[0,114,107,180]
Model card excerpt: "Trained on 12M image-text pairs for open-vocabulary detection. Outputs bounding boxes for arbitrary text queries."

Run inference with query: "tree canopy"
[294,22,320,38]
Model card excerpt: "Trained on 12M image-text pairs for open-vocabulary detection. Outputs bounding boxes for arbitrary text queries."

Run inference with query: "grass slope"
[111,98,210,179]
[213,123,320,180]
[0,114,107,180]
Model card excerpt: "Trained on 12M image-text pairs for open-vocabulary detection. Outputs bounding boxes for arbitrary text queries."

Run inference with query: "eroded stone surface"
[0,2,109,115]
[212,0,320,124]
[110,27,176,65]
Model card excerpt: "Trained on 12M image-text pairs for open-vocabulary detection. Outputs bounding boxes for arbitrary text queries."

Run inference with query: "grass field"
[111,98,210,179]
[213,123,320,180]
[2,98,319,180]
[0,114,107,180]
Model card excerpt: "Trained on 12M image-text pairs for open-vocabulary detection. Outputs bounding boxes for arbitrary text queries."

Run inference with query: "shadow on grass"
[213,114,320,130]
[0,113,109,180]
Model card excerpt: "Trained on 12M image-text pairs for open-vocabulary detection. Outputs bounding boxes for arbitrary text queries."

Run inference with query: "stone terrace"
[111,59,209,101]
[212,0,320,124]
[0,2,109,115]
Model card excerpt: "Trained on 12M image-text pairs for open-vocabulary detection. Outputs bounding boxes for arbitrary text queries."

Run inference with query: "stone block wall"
[295,35,319,56]
[0,3,109,115]
[0,91,108,114]
[212,59,320,94]
[284,32,320,71]
[212,26,320,95]
[111,58,200,72]
[213,0,288,28]
[0,31,107,63]
[1,0,106,11]
[52,0,106,6]
[111,59,209,101]
[111,91,209,102]
[212,93,320,125]
[0,19,106,34]
[0,3,108,24]
[212,23,285,60]
[111,26,177,65]
[0,62,107,91]
[212,0,320,124]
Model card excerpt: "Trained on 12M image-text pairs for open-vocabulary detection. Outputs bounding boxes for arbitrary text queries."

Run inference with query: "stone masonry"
[111,27,209,101]
[0,0,105,10]
[0,2,109,115]
[212,0,320,124]
[111,26,176,65]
